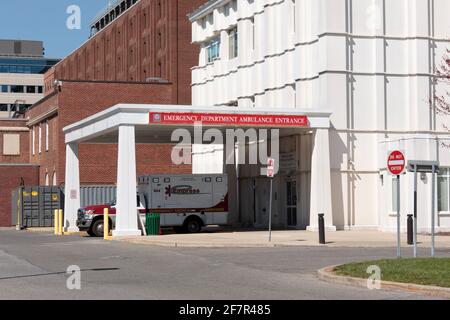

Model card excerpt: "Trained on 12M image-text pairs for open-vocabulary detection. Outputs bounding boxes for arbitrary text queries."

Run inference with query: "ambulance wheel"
[184,218,203,234]
[87,229,95,237]
[91,219,106,238]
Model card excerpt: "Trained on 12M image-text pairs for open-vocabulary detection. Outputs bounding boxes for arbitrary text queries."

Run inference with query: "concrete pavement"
[116,229,450,249]
[0,230,449,300]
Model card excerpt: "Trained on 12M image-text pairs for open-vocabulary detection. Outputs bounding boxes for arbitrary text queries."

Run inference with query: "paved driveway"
[0,230,448,300]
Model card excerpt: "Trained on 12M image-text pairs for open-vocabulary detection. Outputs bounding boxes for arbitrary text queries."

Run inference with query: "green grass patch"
[334,258,450,288]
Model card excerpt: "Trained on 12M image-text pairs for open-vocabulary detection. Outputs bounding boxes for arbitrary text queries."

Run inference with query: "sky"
[0,0,108,59]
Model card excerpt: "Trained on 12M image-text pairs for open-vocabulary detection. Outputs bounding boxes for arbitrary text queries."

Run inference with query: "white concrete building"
[0,73,44,118]
[189,0,450,232]
[0,40,58,118]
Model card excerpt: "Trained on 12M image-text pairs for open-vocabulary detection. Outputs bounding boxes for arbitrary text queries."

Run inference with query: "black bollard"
[319,214,326,244]
[407,214,414,245]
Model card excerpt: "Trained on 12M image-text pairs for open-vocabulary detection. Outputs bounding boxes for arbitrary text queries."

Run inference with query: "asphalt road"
[0,230,448,300]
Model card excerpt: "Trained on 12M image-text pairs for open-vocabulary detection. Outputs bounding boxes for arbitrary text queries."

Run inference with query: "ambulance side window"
[143,195,149,211]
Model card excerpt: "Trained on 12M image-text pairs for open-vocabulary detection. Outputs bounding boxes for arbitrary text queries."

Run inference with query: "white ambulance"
[137,174,229,233]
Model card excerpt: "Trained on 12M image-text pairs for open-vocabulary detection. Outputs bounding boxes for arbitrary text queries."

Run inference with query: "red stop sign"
[387,151,406,175]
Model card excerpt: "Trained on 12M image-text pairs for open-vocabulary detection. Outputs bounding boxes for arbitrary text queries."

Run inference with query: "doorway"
[286,180,297,226]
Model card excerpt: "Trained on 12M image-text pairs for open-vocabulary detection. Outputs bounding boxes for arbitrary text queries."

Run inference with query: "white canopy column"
[64,143,80,232]
[308,128,336,231]
[112,125,141,237]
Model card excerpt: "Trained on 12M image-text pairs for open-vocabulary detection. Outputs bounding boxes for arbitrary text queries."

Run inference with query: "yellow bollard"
[54,209,59,235]
[58,209,64,235]
[16,189,22,231]
[104,208,111,240]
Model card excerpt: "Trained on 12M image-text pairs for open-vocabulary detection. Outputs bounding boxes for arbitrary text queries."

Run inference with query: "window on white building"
[392,177,398,212]
[201,16,207,29]
[45,121,49,152]
[250,18,255,51]
[38,124,42,154]
[228,26,238,59]
[206,36,221,63]
[224,0,237,16]
[438,168,450,212]
[291,0,296,31]
[224,2,231,16]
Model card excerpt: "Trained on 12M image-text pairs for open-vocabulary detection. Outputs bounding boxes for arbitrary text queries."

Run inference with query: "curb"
[24,228,87,236]
[24,228,54,233]
[318,265,450,299]
[114,239,305,248]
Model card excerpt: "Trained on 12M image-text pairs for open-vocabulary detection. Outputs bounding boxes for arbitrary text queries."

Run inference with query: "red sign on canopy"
[387,151,406,176]
[149,112,309,127]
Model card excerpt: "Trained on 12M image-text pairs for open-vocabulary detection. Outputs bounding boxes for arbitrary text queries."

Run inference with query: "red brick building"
[0,0,204,226]
[0,119,39,227]
[27,0,203,186]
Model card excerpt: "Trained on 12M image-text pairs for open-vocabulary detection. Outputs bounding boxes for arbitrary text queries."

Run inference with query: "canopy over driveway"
[63,104,334,237]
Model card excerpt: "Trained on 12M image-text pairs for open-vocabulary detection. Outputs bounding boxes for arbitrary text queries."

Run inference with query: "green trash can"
[146,213,161,236]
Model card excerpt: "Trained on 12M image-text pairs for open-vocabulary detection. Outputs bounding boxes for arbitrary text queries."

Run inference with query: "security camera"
[53,80,63,87]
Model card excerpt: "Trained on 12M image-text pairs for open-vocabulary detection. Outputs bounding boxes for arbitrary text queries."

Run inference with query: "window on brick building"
[157,1,162,19]
[52,172,57,186]
[2,134,20,156]
[45,120,49,152]
[157,32,162,49]
[38,124,42,154]
[157,62,162,78]
[32,127,35,155]
[143,12,147,28]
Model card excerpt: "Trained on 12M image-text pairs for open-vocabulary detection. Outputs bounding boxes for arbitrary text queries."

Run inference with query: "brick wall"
[22,0,204,186]
[47,0,205,105]
[0,165,39,227]
[27,80,191,185]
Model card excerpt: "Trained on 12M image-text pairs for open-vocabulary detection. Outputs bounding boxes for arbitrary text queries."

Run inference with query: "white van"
[137,174,229,233]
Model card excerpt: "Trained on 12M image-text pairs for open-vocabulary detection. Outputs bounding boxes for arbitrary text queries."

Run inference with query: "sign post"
[267,158,275,242]
[413,164,418,258]
[387,150,406,259]
[431,164,436,258]
[408,161,440,258]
